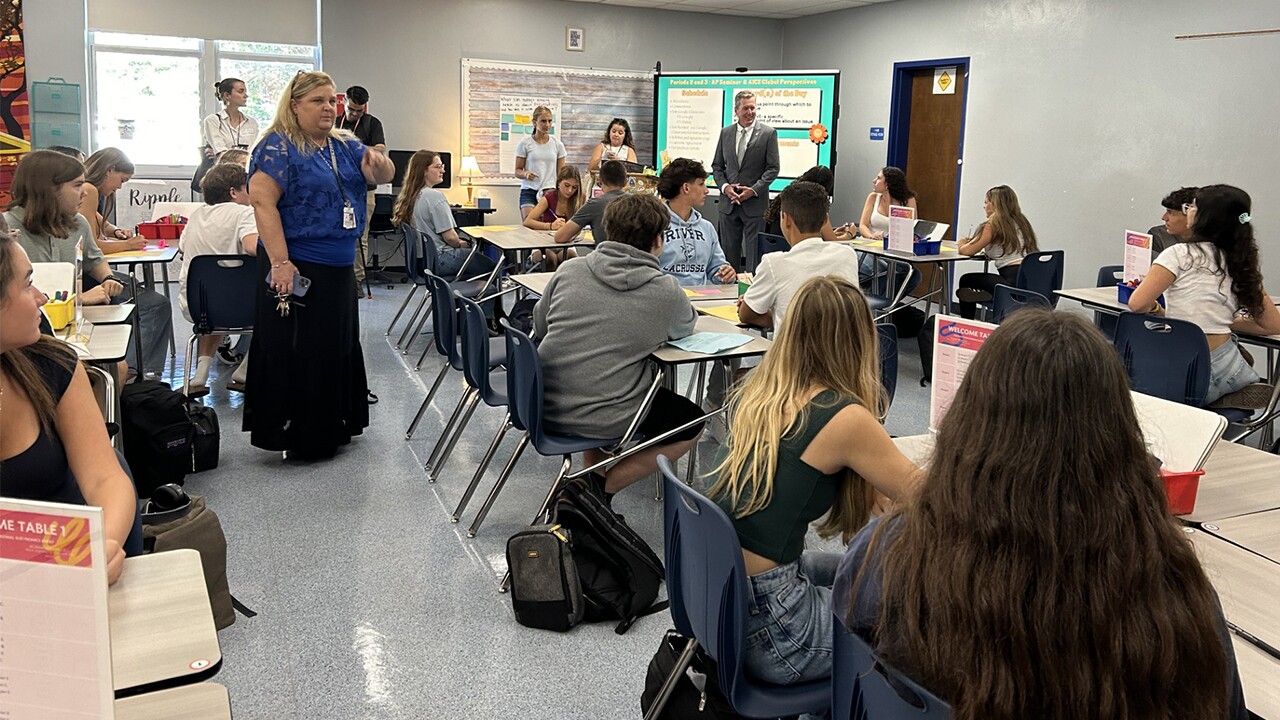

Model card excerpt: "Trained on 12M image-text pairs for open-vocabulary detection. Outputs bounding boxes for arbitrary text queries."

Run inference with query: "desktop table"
[83,302,141,373]
[510,271,552,296]
[67,323,133,364]
[1189,441,1280,523]
[844,238,980,315]
[114,683,232,720]
[105,245,180,376]
[1201,508,1280,564]
[109,549,222,697]
[460,224,595,292]
[1186,528,1280,719]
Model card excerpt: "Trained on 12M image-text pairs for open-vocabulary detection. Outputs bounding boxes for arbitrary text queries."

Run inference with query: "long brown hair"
[858,310,1228,719]
[7,150,85,238]
[551,165,584,218]
[709,275,883,541]
[84,147,135,224]
[983,185,1038,256]
[392,150,439,226]
[0,231,77,431]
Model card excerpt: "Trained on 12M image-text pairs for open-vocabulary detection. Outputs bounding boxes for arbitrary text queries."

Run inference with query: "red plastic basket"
[1160,468,1203,515]
[136,220,186,240]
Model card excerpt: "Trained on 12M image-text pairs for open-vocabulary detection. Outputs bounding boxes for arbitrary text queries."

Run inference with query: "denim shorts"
[519,187,540,208]
[1207,335,1261,404]
[742,551,841,685]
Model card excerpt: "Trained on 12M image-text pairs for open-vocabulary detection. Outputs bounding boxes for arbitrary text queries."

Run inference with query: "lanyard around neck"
[324,138,351,207]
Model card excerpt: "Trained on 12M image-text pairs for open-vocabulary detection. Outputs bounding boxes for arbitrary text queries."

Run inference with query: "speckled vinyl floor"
[162,280,931,719]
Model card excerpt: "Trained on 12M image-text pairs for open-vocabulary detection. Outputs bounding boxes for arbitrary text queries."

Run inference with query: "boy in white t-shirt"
[740,181,862,331]
[178,163,258,395]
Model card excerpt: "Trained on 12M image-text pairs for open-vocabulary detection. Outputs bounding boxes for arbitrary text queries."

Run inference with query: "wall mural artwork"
[0,0,28,207]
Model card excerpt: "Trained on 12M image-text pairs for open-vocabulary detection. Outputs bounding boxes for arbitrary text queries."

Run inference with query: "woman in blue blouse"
[246,71,394,460]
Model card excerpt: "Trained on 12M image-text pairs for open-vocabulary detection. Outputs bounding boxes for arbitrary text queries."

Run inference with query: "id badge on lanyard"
[328,138,357,230]
[343,203,356,230]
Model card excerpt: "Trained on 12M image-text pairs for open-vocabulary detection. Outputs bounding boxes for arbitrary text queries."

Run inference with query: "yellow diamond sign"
[933,67,957,95]
[938,72,951,91]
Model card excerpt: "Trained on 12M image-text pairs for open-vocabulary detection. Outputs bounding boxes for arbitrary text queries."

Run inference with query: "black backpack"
[917,315,937,386]
[121,381,220,495]
[641,630,797,720]
[552,477,668,634]
[506,523,586,632]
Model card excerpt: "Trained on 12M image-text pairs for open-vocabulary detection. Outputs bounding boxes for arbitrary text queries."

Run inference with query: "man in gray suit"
[711,91,780,271]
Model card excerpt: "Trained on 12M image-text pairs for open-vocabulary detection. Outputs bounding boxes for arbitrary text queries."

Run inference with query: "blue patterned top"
[249,131,368,266]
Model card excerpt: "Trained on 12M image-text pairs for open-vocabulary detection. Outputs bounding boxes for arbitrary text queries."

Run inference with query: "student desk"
[510,271,552,296]
[1189,441,1280,523]
[1201,509,1280,564]
[105,245,180,376]
[1185,528,1280,719]
[844,239,979,315]
[83,302,143,374]
[66,323,133,365]
[459,224,595,293]
[114,683,232,719]
[110,549,222,697]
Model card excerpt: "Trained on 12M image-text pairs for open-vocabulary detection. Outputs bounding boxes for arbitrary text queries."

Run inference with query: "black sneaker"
[217,346,244,365]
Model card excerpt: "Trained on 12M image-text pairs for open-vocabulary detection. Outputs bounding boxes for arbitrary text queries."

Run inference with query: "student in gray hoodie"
[657,158,736,286]
[534,193,704,499]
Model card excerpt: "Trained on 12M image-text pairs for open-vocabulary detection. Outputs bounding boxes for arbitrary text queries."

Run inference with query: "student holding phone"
[246,71,394,461]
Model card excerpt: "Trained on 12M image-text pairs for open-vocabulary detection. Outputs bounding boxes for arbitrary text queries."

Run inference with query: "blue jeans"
[437,245,498,281]
[743,551,841,685]
[1207,335,1261,404]
[519,187,540,208]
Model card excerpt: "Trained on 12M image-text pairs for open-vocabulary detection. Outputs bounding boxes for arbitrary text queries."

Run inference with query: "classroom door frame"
[886,57,971,235]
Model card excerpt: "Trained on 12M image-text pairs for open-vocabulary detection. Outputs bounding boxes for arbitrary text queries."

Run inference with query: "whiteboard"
[462,59,653,183]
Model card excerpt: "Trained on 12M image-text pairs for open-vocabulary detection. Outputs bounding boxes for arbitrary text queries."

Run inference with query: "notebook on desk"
[1131,391,1225,472]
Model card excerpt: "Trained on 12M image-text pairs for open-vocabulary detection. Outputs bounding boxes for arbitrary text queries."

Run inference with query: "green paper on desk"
[668,332,753,354]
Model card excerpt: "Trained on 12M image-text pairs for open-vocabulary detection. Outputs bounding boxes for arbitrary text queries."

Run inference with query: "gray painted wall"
[321,0,784,223]
[782,0,1280,288]
[25,0,90,150]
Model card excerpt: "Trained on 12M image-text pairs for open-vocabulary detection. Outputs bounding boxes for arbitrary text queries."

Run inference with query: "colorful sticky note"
[700,305,742,322]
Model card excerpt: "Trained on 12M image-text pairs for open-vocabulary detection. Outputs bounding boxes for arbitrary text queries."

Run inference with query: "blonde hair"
[532,105,553,137]
[984,185,1038,256]
[709,275,884,541]
[84,147,134,223]
[216,148,250,167]
[392,150,439,226]
[554,165,584,218]
[261,71,355,154]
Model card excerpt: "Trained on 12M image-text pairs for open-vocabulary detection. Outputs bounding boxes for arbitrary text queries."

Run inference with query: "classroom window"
[215,41,318,127]
[91,34,203,167]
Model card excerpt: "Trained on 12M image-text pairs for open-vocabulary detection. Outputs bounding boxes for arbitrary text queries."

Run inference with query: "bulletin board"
[462,58,654,183]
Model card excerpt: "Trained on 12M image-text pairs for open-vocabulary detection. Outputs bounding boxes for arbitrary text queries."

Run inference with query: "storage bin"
[34,118,82,148]
[42,296,75,330]
[137,221,185,240]
[1160,468,1203,515]
[32,79,82,116]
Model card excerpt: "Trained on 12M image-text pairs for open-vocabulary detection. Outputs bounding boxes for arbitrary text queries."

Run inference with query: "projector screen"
[654,70,840,194]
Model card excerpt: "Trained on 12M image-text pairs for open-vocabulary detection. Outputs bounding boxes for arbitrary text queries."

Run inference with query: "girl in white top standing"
[955,185,1038,319]
[203,78,259,158]
[854,166,916,241]
[514,106,566,219]
[1129,184,1280,407]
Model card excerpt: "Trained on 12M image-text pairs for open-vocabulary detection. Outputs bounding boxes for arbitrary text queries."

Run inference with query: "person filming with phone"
[246,71,393,461]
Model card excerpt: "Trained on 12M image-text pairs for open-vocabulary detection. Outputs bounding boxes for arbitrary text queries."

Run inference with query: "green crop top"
[716,389,855,565]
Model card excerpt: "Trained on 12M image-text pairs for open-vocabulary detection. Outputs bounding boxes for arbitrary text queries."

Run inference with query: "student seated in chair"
[553,159,629,247]
[739,181,862,331]
[177,163,259,395]
[954,185,1039,320]
[834,310,1247,720]
[708,274,917,686]
[534,193,703,501]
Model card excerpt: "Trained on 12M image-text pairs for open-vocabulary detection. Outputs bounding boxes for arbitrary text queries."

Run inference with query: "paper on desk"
[699,304,742,322]
[684,287,722,297]
[479,225,515,232]
[105,248,165,258]
[668,332,753,354]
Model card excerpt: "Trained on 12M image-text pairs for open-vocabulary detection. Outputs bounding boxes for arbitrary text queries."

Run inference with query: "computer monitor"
[389,149,451,189]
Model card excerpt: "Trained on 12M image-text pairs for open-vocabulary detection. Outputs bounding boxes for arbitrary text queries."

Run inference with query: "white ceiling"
[569,0,898,20]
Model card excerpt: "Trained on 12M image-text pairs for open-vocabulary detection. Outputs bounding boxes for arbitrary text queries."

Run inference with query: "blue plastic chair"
[423,293,510,484]
[1113,312,1252,424]
[991,285,1052,323]
[1095,264,1124,339]
[181,255,256,393]
[405,271,505,444]
[397,224,494,355]
[877,323,898,410]
[832,617,951,720]
[647,457,829,720]
[1016,250,1065,308]
[865,260,922,316]
[757,232,789,259]
[390,224,431,345]
[465,322,651,541]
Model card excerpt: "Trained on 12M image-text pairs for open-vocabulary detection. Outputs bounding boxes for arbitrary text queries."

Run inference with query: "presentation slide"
[654,71,839,194]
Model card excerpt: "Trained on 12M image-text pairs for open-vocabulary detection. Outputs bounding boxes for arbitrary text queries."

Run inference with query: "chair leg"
[467,433,530,538]
[642,639,701,720]
[386,285,419,336]
[414,336,436,371]
[182,334,198,392]
[424,388,475,476]
[530,455,573,528]
[405,362,450,440]
[401,301,434,355]
[428,392,482,482]
[397,293,431,350]
[452,417,511,522]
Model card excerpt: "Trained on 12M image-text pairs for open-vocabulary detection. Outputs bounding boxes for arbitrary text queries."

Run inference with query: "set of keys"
[275,291,305,317]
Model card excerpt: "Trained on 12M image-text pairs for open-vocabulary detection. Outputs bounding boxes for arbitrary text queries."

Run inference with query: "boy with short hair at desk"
[553,159,628,247]
[177,163,259,395]
[739,180,862,331]
[534,193,703,501]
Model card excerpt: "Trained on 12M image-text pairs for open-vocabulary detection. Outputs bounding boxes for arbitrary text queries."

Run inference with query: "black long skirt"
[243,253,369,458]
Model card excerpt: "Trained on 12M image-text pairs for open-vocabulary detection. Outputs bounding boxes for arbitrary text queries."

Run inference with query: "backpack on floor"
[506,523,586,632]
[889,305,926,341]
[142,495,236,629]
[640,630,795,719]
[121,381,221,495]
[917,315,937,386]
[552,477,668,635]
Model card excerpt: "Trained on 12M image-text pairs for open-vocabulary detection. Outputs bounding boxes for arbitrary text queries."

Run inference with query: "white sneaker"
[701,399,728,445]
